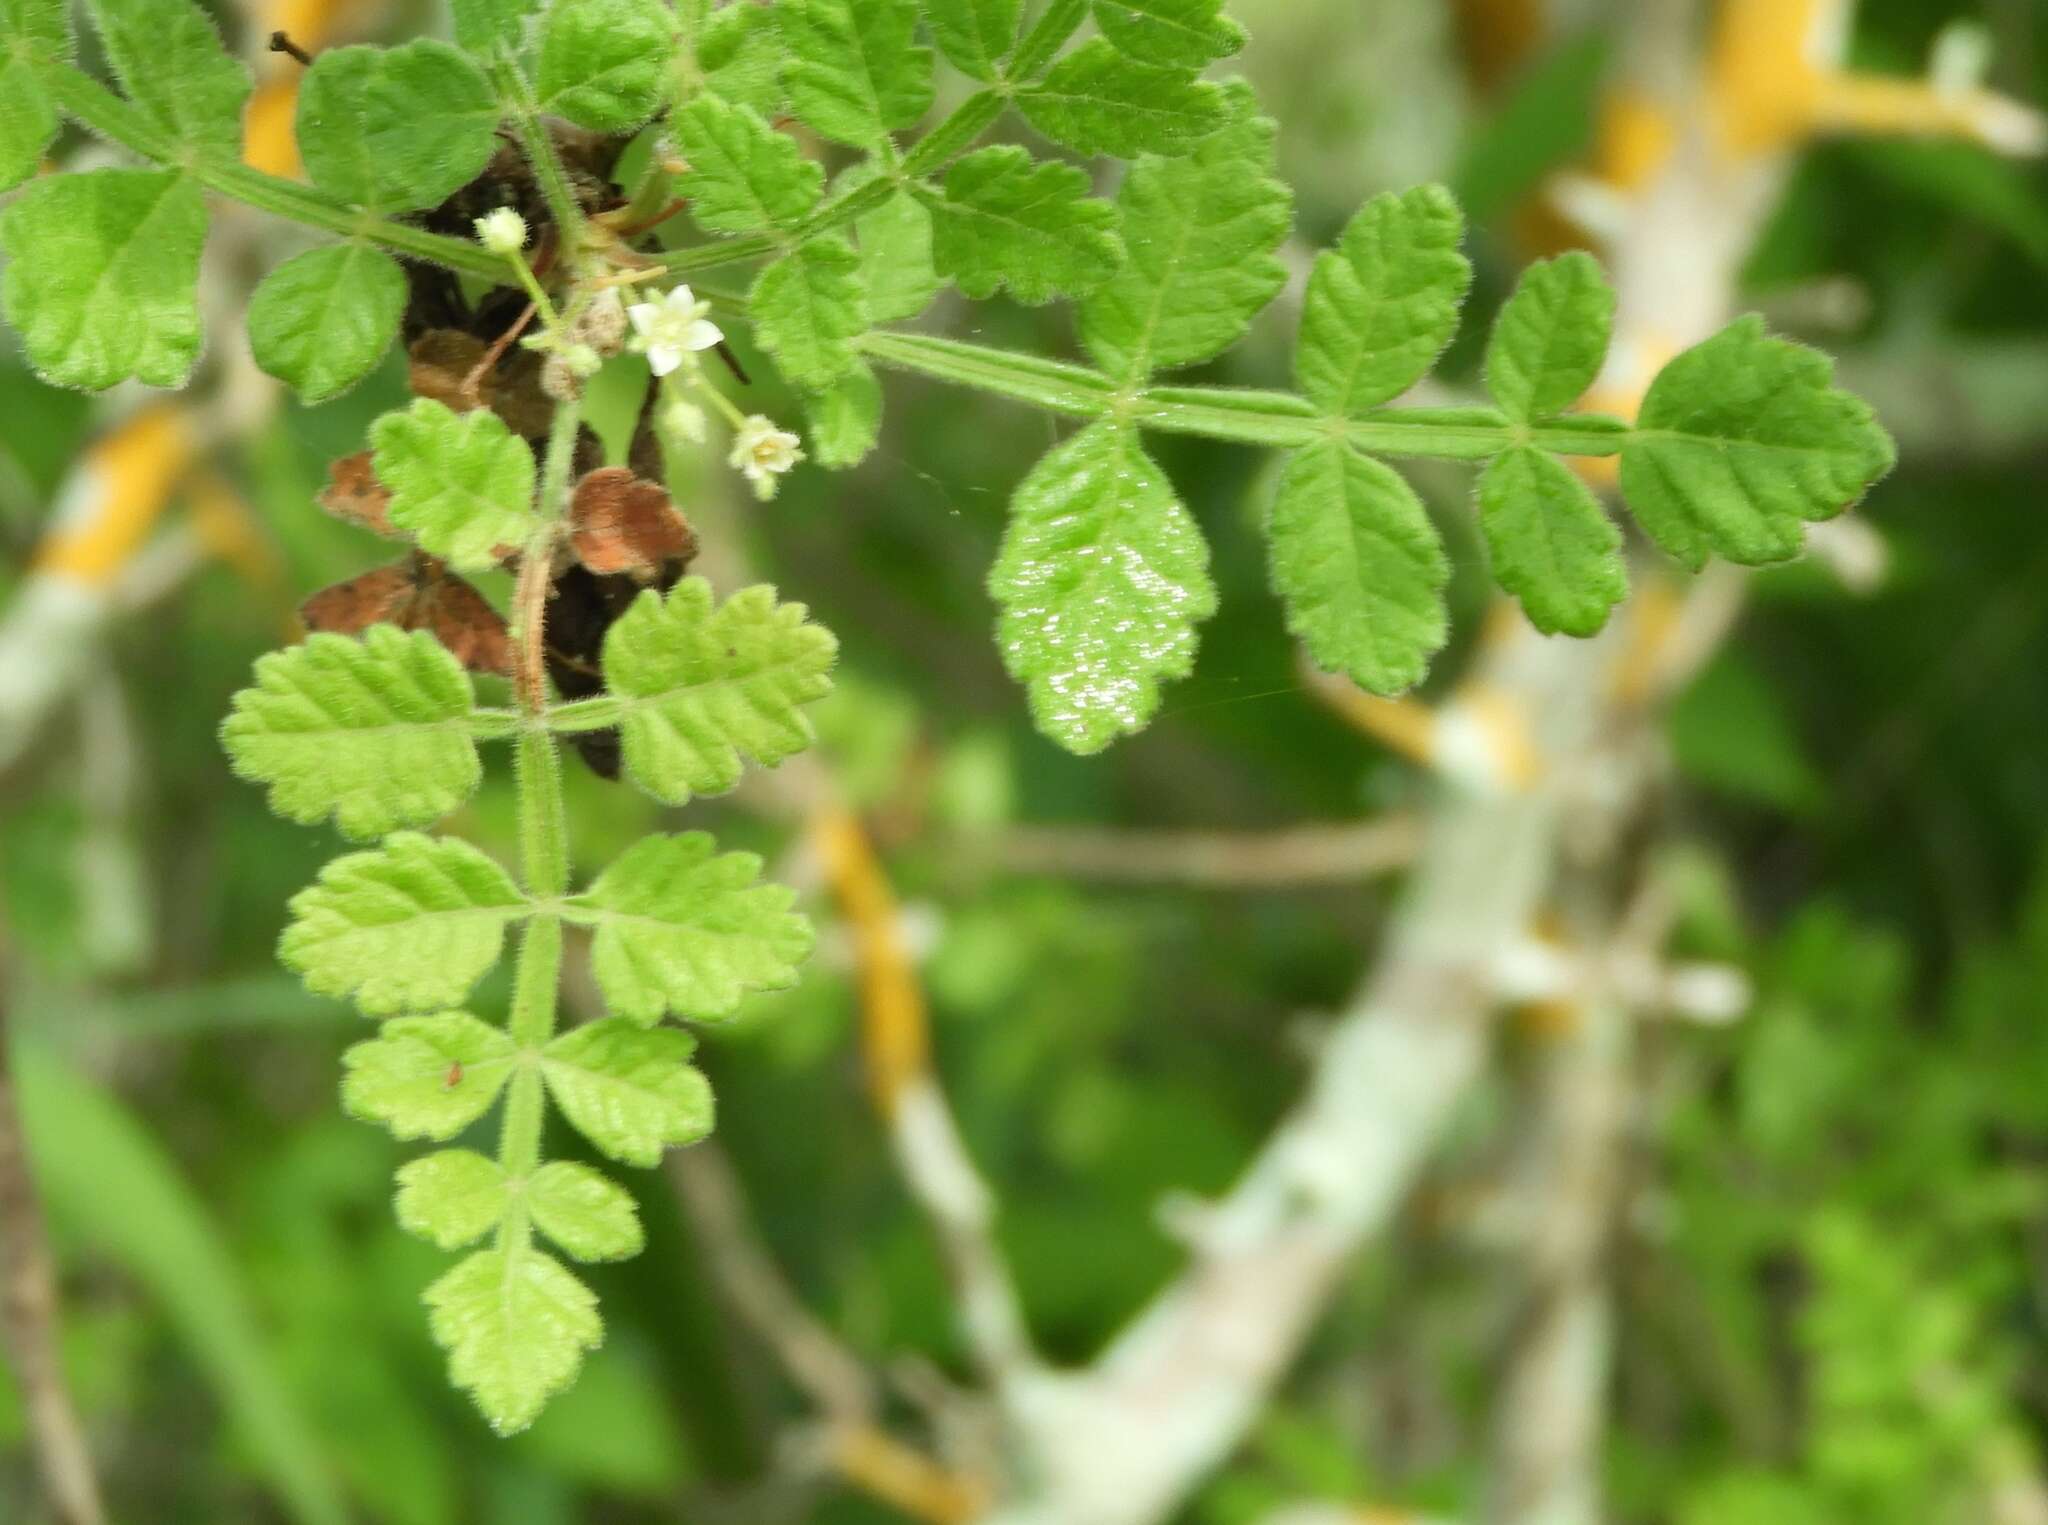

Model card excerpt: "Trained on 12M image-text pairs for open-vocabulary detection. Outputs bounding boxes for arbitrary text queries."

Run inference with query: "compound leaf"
[222,626,481,841]
[425,1246,599,1435]
[579,833,813,1025]
[928,0,1018,81]
[526,1162,644,1262]
[1081,84,1290,379]
[1092,0,1244,69]
[673,94,822,236]
[85,0,249,157]
[341,1013,520,1140]
[295,41,499,211]
[1484,251,1615,424]
[780,0,932,148]
[0,0,67,191]
[925,145,1122,307]
[1620,316,1897,569]
[992,420,1216,755]
[371,399,539,573]
[602,578,838,806]
[536,0,675,131]
[1268,440,1447,695]
[248,242,408,403]
[540,1021,713,1167]
[1298,185,1470,417]
[0,169,206,390]
[1478,446,1626,638]
[1016,39,1225,159]
[395,1150,508,1250]
[750,234,867,389]
[282,835,526,1015]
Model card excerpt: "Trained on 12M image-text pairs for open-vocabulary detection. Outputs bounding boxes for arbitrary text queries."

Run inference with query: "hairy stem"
[1006,0,1090,81]
[500,68,588,257]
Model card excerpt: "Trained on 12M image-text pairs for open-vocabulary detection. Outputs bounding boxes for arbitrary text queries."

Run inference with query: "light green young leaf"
[0,170,206,390]
[371,398,539,573]
[527,1162,644,1261]
[247,243,408,403]
[1092,0,1244,69]
[928,0,1018,81]
[992,421,1217,755]
[924,146,1123,307]
[698,3,784,117]
[425,1246,599,1435]
[1017,39,1225,158]
[1478,446,1626,638]
[1297,185,1471,417]
[282,834,526,1015]
[1080,85,1290,379]
[673,94,823,236]
[1620,316,1896,569]
[450,0,532,55]
[578,833,813,1025]
[0,0,67,191]
[856,183,938,323]
[1268,440,1448,695]
[1484,251,1615,424]
[603,577,839,805]
[536,0,675,131]
[540,1021,714,1167]
[222,626,480,840]
[342,1013,519,1140]
[295,42,500,212]
[806,362,883,469]
[395,1150,508,1250]
[780,0,933,147]
[751,234,867,389]
[85,0,249,157]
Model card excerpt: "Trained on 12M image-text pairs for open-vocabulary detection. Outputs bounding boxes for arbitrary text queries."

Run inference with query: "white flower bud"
[474,207,529,257]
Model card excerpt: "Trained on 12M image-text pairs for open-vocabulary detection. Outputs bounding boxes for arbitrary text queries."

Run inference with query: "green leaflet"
[536,0,675,132]
[751,234,867,389]
[281,835,527,1015]
[673,94,823,236]
[991,420,1217,755]
[221,626,481,840]
[927,0,1019,81]
[0,169,206,390]
[1478,446,1626,639]
[806,361,884,469]
[697,2,784,117]
[0,0,65,191]
[1268,439,1448,696]
[1298,185,1471,417]
[450,0,532,55]
[539,1021,714,1167]
[295,42,500,213]
[371,398,540,573]
[1080,84,1291,379]
[527,1162,644,1261]
[1620,316,1897,570]
[341,1013,519,1140]
[1092,0,1244,69]
[85,0,249,157]
[1485,251,1615,424]
[855,180,938,323]
[395,1150,509,1250]
[425,1246,600,1435]
[247,242,409,403]
[602,578,838,805]
[576,833,814,1025]
[779,0,933,148]
[1017,39,1226,159]
[924,145,1123,307]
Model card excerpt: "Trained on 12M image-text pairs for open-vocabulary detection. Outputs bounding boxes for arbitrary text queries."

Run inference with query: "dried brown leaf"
[300,555,513,677]
[407,328,556,440]
[566,468,698,581]
[317,451,397,538]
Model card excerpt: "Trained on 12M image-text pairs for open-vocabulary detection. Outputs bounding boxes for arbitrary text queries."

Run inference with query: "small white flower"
[727,414,804,500]
[474,207,528,256]
[628,284,724,377]
[660,395,709,446]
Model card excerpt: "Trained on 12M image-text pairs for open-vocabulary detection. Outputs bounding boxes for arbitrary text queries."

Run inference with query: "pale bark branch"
[957,818,1422,889]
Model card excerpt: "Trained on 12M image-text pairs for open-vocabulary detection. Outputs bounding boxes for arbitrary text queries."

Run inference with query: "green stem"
[43,64,512,281]
[500,69,588,256]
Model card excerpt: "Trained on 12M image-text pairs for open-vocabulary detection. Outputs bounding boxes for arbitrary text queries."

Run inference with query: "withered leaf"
[566,468,698,582]
[407,328,556,441]
[318,451,397,539]
[300,554,513,677]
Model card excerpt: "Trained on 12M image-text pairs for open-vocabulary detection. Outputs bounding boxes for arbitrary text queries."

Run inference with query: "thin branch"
[956,818,1421,889]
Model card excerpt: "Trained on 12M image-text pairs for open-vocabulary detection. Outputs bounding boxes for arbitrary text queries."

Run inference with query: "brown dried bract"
[317,451,396,538]
[407,328,556,441]
[300,554,513,677]
[567,468,699,581]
